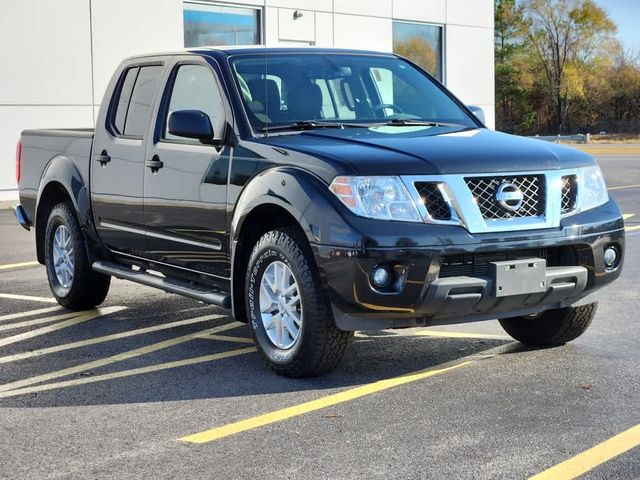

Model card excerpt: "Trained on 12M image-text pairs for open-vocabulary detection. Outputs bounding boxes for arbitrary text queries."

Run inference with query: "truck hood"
[261,126,595,176]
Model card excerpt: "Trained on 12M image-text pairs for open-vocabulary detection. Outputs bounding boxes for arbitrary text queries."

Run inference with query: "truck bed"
[19,128,96,223]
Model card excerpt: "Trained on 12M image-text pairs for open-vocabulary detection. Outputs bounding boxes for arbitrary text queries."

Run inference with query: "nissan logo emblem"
[495,183,524,212]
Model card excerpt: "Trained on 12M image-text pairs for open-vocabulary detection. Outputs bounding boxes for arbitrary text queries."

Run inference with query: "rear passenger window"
[113,67,138,134]
[124,66,163,137]
[111,65,163,138]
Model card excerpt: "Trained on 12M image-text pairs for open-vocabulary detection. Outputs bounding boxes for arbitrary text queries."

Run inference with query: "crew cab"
[14,47,624,377]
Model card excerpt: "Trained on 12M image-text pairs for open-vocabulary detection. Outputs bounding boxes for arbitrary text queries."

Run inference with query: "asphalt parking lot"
[0,155,638,479]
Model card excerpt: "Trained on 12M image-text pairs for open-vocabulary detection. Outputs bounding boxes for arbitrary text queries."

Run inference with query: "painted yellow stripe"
[529,424,640,480]
[625,225,640,232]
[0,313,225,365]
[414,330,511,340]
[0,320,240,393]
[0,347,256,399]
[622,213,634,220]
[180,342,520,444]
[0,293,57,303]
[196,334,254,344]
[609,184,640,191]
[0,306,62,322]
[0,306,125,349]
[0,261,40,271]
[0,310,86,332]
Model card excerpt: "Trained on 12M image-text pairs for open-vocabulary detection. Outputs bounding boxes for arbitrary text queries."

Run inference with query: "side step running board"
[92,260,231,308]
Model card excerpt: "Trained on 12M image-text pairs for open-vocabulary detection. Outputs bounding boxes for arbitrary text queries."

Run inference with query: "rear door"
[142,56,232,279]
[91,59,166,255]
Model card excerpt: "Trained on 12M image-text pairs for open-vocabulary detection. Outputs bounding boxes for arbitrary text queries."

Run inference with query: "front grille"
[465,175,544,219]
[439,248,556,278]
[414,182,451,220]
[561,175,578,214]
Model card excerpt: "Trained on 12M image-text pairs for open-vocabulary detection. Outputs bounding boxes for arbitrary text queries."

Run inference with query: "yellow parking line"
[0,313,226,365]
[180,342,520,444]
[622,213,634,220]
[0,293,57,303]
[0,261,40,271]
[0,347,256,399]
[0,306,62,322]
[529,424,640,480]
[0,310,88,332]
[0,306,125,349]
[0,320,241,393]
[608,184,640,191]
[625,225,640,232]
[196,334,254,344]
[414,330,511,340]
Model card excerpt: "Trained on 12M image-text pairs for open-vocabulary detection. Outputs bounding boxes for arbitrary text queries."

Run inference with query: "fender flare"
[35,155,97,262]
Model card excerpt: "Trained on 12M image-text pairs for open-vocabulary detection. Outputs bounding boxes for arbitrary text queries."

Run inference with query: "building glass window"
[392,21,443,81]
[184,2,261,47]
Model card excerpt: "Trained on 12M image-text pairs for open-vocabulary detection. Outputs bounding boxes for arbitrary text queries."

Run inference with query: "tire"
[499,303,598,346]
[44,202,111,310]
[246,228,353,377]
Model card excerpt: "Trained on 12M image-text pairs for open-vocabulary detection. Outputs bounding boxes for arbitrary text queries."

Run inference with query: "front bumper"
[313,200,624,330]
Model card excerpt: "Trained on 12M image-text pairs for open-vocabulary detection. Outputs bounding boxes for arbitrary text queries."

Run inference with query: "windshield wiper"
[261,121,366,133]
[376,119,467,128]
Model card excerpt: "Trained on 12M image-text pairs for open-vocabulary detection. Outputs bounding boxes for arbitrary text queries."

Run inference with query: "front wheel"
[499,303,598,346]
[44,202,111,310]
[246,228,353,377]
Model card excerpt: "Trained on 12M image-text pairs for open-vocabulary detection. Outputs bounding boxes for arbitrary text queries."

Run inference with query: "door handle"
[146,156,164,173]
[96,151,111,166]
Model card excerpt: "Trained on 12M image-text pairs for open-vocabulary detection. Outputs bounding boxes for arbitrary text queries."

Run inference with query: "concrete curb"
[0,201,16,211]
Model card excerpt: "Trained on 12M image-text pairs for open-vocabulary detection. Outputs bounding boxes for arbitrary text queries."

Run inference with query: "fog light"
[604,246,618,268]
[371,266,391,288]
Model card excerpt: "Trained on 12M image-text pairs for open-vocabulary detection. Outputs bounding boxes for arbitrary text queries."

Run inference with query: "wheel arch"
[35,155,93,264]
[230,167,328,323]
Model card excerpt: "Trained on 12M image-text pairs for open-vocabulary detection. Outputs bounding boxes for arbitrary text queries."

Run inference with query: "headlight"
[578,165,608,212]
[329,176,423,222]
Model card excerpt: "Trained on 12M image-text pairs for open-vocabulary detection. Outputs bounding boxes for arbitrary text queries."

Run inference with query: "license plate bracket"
[490,258,547,297]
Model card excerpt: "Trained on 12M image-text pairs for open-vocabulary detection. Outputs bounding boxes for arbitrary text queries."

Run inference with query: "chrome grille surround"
[402,169,584,234]
[414,182,452,221]
[465,175,544,219]
[561,175,578,214]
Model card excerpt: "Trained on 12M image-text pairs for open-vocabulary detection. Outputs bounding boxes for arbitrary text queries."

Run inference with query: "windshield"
[230,52,479,133]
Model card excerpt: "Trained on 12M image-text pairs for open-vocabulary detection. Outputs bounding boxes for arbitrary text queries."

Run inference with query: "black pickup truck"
[15,47,624,377]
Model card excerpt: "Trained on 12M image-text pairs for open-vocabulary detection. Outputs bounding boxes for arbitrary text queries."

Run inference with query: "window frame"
[107,61,165,141]
[392,19,446,84]
[183,1,264,47]
[155,59,228,147]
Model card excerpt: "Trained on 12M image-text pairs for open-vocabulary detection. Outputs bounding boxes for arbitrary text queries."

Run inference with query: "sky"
[593,0,640,52]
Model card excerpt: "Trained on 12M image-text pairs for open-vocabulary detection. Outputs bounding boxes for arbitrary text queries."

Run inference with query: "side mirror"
[168,110,214,143]
[466,105,485,125]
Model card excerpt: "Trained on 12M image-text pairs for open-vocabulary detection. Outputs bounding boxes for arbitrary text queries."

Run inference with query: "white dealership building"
[0,0,495,201]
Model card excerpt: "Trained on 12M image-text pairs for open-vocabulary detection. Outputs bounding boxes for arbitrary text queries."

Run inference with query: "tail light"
[16,140,22,184]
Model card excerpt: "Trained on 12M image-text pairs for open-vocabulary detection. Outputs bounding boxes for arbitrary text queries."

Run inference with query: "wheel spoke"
[258,260,304,350]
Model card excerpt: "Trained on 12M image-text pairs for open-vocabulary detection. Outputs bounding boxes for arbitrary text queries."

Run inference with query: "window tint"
[123,65,163,138]
[164,64,225,141]
[113,67,139,135]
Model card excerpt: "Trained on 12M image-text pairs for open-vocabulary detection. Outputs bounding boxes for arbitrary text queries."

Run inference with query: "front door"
[143,58,231,279]
[91,60,166,255]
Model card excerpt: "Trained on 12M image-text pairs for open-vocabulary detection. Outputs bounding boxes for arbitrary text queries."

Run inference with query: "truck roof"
[124,46,397,62]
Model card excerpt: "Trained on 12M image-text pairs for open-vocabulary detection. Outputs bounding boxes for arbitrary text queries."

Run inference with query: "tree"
[495,0,533,133]
[522,0,616,133]
[394,37,439,78]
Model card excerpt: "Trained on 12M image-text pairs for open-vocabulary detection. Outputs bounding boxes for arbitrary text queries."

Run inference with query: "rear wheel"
[246,228,353,377]
[499,303,597,346]
[44,202,111,309]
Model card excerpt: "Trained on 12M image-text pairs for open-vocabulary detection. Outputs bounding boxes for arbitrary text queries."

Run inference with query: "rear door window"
[124,65,164,137]
[113,67,139,135]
